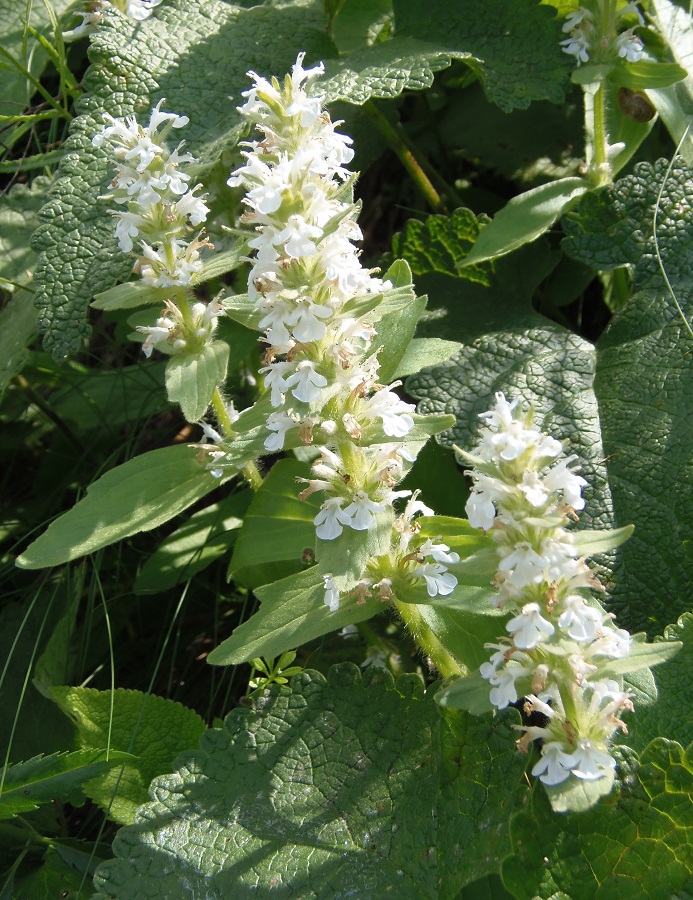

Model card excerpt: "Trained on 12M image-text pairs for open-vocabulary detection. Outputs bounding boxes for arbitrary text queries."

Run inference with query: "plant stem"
[591,81,610,185]
[393,599,467,679]
[211,386,263,491]
[363,100,447,213]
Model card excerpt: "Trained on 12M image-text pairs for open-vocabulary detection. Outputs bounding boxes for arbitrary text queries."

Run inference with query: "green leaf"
[0,750,132,819]
[134,490,250,594]
[596,636,681,680]
[370,294,426,384]
[436,670,495,715]
[625,614,693,753]
[391,207,492,285]
[220,293,261,331]
[165,341,229,423]
[93,666,527,897]
[0,289,38,398]
[316,509,394,591]
[12,847,95,900]
[16,444,225,569]
[207,569,383,665]
[391,338,462,380]
[570,524,634,556]
[327,0,392,54]
[0,0,74,118]
[609,60,687,91]
[51,687,206,825]
[502,740,693,898]
[228,458,322,588]
[392,0,571,113]
[90,281,171,312]
[461,177,588,267]
[562,158,693,632]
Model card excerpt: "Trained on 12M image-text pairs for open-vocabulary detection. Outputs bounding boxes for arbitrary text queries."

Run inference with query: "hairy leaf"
[165,340,229,423]
[52,687,206,825]
[93,666,527,897]
[562,158,693,632]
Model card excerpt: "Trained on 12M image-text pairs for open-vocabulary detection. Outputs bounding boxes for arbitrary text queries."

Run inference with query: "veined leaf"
[165,341,229,423]
[16,444,225,569]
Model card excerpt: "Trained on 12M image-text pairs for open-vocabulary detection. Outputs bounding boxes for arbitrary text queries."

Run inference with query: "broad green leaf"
[502,740,693,898]
[390,338,463,380]
[134,490,250,594]
[16,444,225,569]
[369,292,426,384]
[207,569,383,665]
[392,0,571,112]
[51,687,206,825]
[165,340,229,423]
[327,0,392,54]
[220,293,261,331]
[0,750,131,819]
[562,158,693,632]
[544,764,616,815]
[93,666,527,897]
[596,636,681,680]
[391,207,492,285]
[12,847,95,900]
[461,177,588,267]
[228,458,321,588]
[0,289,37,397]
[91,281,171,312]
[625,614,693,753]
[316,508,394,591]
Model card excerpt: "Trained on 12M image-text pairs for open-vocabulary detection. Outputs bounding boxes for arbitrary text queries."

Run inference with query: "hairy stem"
[394,599,467,679]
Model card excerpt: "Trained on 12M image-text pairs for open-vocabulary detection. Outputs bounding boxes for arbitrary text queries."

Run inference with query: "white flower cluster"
[465,393,633,787]
[93,100,210,288]
[68,0,162,39]
[94,101,221,358]
[561,2,644,66]
[322,492,459,611]
[228,54,422,546]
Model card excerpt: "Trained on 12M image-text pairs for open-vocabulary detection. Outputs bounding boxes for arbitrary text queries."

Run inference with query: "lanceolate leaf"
[207,569,382,665]
[93,666,527,897]
[16,445,225,569]
[0,751,132,819]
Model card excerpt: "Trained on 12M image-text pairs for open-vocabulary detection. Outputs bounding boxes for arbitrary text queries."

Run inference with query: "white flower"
[361,385,415,437]
[322,574,340,612]
[418,539,460,566]
[285,360,328,404]
[485,664,529,709]
[531,741,575,786]
[543,458,587,510]
[414,562,458,598]
[343,491,384,531]
[615,29,643,62]
[506,603,555,650]
[557,595,602,642]
[498,542,548,588]
[565,738,616,780]
[276,215,323,258]
[264,411,298,451]
[465,489,497,530]
[314,496,353,540]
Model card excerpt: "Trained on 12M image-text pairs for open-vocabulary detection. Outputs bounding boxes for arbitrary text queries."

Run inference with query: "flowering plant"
[2,0,692,896]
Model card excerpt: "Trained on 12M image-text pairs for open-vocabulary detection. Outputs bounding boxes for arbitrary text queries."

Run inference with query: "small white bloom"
[414,562,458,598]
[285,360,328,404]
[322,574,340,612]
[264,410,298,451]
[343,491,384,531]
[465,489,497,530]
[498,542,548,588]
[565,738,616,780]
[531,741,575,786]
[506,603,555,650]
[418,539,460,566]
[557,595,602,642]
[314,496,353,540]
[485,665,529,709]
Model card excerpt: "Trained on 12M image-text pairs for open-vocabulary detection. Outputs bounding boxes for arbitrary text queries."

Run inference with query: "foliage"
[1,0,692,895]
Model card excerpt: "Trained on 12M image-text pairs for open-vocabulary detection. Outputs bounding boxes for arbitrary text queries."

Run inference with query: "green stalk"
[591,81,610,185]
[211,386,263,491]
[393,599,467,679]
[362,100,446,213]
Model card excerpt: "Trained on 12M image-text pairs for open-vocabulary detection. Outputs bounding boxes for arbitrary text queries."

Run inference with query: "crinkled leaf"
[391,207,492,284]
[392,0,571,112]
[503,740,693,898]
[562,158,693,632]
[16,444,225,569]
[207,569,383,665]
[134,490,250,594]
[461,177,588,267]
[625,614,693,753]
[93,666,527,897]
[51,687,206,825]
[0,750,132,819]
[165,340,229,423]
